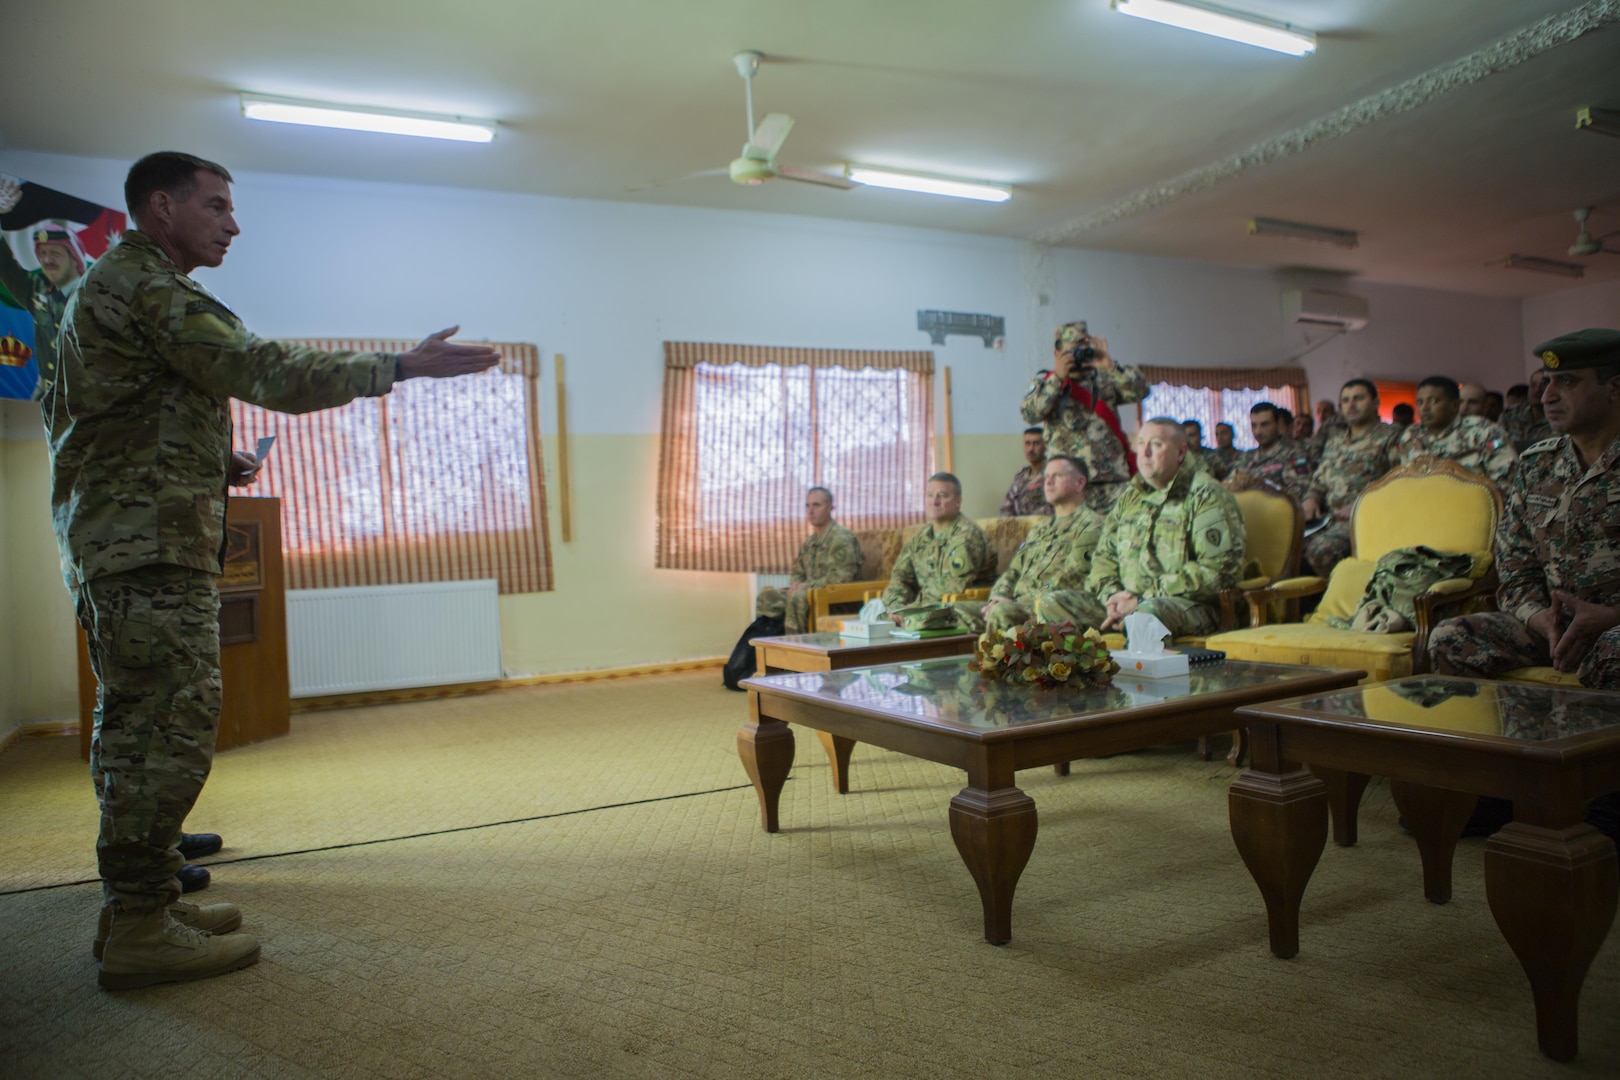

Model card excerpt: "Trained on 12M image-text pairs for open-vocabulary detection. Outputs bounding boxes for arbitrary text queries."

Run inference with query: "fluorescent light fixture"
[1248,217,1358,248]
[240,93,497,143]
[1575,106,1620,139]
[1113,0,1316,57]
[1504,254,1584,279]
[844,166,1011,203]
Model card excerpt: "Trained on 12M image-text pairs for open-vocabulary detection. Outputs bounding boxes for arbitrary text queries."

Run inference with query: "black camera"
[1055,320,1097,371]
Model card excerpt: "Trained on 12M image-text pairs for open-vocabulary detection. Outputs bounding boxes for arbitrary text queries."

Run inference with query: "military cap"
[1532,328,1620,371]
[892,604,962,631]
[1055,322,1088,349]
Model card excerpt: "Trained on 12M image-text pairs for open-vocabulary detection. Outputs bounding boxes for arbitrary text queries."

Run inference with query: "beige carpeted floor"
[1,671,1615,1078]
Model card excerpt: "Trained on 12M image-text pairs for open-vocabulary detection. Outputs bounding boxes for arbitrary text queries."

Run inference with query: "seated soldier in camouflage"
[974,456,1103,633]
[1300,378,1402,577]
[1037,418,1247,638]
[1228,401,1315,503]
[881,472,997,627]
[754,486,864,634]
[1429,329,1620,690]
[1397,375,1516,484]
[1210,421,1243,478]
[1501,368,1553,452]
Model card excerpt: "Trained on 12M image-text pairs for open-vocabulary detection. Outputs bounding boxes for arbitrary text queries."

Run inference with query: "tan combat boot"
[97,905,260,990]
[93,899,244,960]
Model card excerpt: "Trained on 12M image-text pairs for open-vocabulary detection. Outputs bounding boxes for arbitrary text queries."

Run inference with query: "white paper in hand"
[1123,612,1172,656]
[254,435,276,463]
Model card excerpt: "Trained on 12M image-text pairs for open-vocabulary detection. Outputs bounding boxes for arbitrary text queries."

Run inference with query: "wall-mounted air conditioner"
[1282,289,1369,332]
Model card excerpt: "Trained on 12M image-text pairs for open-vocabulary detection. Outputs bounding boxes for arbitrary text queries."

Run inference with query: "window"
[657,342,935,572]
[1137,366,1309,450]
[230,339,552,594]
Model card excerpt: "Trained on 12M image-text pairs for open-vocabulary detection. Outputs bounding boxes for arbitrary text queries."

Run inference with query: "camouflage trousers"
[936,600,1010,635]
[1032,591,1221,639]
[1304,519,1353,579]
[981,598,1037,634]
[76,565,222,912]
[1429,611,1620,691]
[755,586,812,635]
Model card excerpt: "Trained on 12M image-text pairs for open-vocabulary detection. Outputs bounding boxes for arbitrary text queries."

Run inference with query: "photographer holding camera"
[1020,321,1148,513]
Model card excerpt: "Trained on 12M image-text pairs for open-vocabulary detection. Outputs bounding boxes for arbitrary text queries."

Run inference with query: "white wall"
[0,147,1538,725]
[1522,278,1620,365]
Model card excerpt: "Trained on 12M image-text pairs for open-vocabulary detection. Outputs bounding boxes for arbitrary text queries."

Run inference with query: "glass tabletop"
[756,631,972,651]
[1273,677,1620,743]
[746,655,1338,732]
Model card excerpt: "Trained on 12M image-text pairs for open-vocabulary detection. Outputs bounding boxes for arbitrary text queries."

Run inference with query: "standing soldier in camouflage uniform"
[1397,375,1517,484]
[998,427,1052,517]
[1430,329,1620,690]
[1228,401,1316,503]
[0,176,90,398]
[1038,418,1247,638]
[977,456,1103,632]
[882,472,997,625]
[46,152,500,990]
[1020,321,1148,514]
[1300,378,1403,577]
[1501,368,1553,451]
[754,486,864,633]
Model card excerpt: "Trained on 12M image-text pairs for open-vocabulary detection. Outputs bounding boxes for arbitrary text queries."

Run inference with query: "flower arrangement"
[971,621,1119,689]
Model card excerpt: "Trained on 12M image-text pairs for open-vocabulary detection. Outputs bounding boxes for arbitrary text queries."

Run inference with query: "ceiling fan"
[1568,207,1619,257]
[628,52,853,193]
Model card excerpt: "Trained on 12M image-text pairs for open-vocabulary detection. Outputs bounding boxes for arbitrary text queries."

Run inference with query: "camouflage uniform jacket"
[1495,433,1620,625]
[990,505,1104,604]
[1086,459,1246,606]
[1305,422,1402,512]
[1019,363,1149,505]
[999,463,1052,517]
[1210,445,1243,477]
[1397,414,1516,485]
[788,521,864,588]
[882,514,997,609]
[1229,439,1317,502]
[1500,402,1553,453]
[45,231,398,588]
[0,239,80,398]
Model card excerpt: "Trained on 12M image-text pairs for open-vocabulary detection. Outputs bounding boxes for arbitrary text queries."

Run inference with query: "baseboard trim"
[290,656,726,713]
[0,719,80,754]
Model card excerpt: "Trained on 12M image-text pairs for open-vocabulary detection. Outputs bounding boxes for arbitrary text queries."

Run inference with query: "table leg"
[816,729,855,794]
[949,785,1038,945]
[1484,822,1619,1062]
[1389,781,1476,904]
[738,696,796,833]
[1053,762,1070,777]
[1226,728,1248,768]
[1310,767,1371,847]
[1229,768,1328,959]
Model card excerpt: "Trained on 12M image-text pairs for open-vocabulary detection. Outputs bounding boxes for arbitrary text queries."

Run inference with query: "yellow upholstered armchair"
[1205,458,1504,682]
[1221,476,1305,630]
[806,516,1045,632]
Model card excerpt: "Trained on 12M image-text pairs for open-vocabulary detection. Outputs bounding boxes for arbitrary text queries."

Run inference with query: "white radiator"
[749,573,792,618]
[286,580,504,697]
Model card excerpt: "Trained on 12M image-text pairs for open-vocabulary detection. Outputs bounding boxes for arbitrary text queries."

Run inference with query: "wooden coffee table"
[1230,676,1620,1062]
[751,631,978,793]
[740,656,1361,945]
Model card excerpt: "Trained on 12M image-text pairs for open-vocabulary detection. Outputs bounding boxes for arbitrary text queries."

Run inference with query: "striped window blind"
[230,339,553,594]
[656,342,934,573]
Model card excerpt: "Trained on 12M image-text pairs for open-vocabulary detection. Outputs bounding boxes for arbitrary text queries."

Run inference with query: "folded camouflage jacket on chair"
[1323,546,1476,634]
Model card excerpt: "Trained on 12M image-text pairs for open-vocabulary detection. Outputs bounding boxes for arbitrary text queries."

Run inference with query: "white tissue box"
[1114,651,1189,679]
[840,620,892,639]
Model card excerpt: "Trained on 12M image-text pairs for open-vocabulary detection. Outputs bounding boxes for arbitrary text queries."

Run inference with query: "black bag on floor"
[722,614,785,691]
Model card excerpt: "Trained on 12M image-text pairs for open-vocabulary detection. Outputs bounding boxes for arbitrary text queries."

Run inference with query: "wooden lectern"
[78,497,290,758]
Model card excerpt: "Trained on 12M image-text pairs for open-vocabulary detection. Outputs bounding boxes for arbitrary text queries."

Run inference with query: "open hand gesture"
[397,326,502,380]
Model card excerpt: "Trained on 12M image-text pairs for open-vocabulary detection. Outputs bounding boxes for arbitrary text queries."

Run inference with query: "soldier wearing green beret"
[1037,417,1247,638]
[881,472,997,627]
[47,151,501,990]
[1430,328,1620,690]
[976,455,1104,633]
